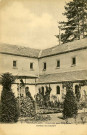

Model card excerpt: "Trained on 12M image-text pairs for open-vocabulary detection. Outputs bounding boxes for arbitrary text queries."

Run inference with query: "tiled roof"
[0,38,87,58]
[0,43,40,58]
[36,70,87,84]
[39,38,87,58]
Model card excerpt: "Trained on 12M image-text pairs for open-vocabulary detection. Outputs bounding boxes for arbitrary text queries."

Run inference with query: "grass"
[18,111,87,124]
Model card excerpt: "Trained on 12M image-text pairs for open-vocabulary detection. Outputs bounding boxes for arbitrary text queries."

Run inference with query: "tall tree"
[1,73,19,123]
[63,90,78,118]
[56,0,87,44]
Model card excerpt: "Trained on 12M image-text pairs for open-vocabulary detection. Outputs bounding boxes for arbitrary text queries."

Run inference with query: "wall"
[0,53,39,77]
[0,84,36,100]
[37,83,64,102]
[39,49,87,75]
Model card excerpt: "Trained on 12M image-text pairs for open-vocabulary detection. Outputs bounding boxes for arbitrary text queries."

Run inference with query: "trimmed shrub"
[63,90,78,118]
[0,73,19,123]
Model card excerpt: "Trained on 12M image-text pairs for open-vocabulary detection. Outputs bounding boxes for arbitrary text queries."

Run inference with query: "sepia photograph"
[0,0,87,134]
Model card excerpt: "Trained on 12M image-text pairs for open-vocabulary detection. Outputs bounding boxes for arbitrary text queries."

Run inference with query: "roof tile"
[37,70,87,84]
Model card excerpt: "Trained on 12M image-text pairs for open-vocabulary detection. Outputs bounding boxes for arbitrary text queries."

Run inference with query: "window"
[13,60,17,68]
[43,62,46,70]
[57,60,60,68]
[72,57,76,65]
[30,62,33,70]
[56,86,60,94]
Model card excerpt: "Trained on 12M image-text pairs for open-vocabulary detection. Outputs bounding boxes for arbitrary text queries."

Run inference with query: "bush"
[0,101,1,121]
[63,90,78,118]
[18,96,36,117]
[0,73,19,123]
[76,88,81,102]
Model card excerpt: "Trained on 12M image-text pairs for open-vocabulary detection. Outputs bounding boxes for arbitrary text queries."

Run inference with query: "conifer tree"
[1,73,19,123]
[56,0,87,44]
[63,90,78,118]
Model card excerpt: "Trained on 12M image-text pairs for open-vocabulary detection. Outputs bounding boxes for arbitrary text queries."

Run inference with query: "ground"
[18,109,87,124]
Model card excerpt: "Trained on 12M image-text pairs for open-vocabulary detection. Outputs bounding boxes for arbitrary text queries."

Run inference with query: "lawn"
[18,109,87,124]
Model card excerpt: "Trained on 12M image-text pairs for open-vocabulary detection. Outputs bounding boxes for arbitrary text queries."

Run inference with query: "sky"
[0,0,70,49]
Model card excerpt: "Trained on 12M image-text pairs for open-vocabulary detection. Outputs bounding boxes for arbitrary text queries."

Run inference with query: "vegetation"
[76,88,81,102]
[18,87,36,117]
[63,90,78,119]
[35,86,52,107]
[0,73,19,123]
[56,0,87,44]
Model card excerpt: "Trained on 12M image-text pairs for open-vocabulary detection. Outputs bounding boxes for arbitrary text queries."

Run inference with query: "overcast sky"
[0,0,70,49]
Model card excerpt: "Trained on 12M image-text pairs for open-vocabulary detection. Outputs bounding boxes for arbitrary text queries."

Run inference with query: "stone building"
[0,38,87,101]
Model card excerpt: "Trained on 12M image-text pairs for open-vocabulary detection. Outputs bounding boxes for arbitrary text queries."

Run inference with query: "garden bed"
[36,107,63,114]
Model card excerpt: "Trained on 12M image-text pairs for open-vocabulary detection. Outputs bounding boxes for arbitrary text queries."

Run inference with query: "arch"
[75,85,79,94]
[56,86,60,94]
[41,86,44,95]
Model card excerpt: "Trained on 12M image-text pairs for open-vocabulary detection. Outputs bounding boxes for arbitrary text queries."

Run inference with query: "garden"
[0,73,87,124]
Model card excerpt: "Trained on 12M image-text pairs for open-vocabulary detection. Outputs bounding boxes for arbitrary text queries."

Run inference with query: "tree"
[35,86,52,107]
[56,0,87,44]
[63,90,78,118]
[44,86,52,106]
[0,73,19,123]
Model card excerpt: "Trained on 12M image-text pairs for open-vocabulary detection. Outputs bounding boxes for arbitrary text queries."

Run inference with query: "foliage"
[63,82,73,91]
[35,86,52,107]
[35,93,44,106]
[79,80,87,86]
[0,73,19,123]
[1,72,15,89]
[18,96,36,117]
[63,90,78,118]
[44,86,52,106]
[19,114,51,123]
[18,87,36,117]
[80,90,87,110]
[25,87,34,101]
[76,88,81,102]
[0,101,1,121]
[56,0,87,44]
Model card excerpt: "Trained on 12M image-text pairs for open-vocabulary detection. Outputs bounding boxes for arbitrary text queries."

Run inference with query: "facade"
[0,38,87,101]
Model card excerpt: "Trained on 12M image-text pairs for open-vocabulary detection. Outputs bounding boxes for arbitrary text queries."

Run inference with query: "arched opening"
[41,86,44,96]
[38,86,44,96]
[25,86,29,96]
[56,86,60,94]
[75,85,79,94]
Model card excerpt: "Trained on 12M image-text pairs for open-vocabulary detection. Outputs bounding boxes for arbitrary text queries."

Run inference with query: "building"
[0,38,87,101]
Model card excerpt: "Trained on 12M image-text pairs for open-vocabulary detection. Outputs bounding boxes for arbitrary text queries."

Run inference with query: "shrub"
[18,96,36,117]
[63,90,78,118]
[0,101,1,121]
[18,87,36,117]
[0,73,19,123]
[35,86,52,107]
[76,88,81,102]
